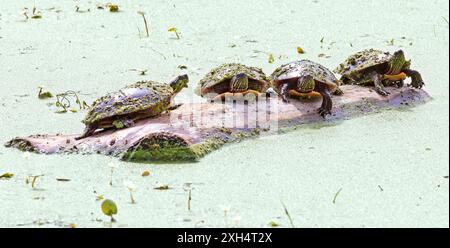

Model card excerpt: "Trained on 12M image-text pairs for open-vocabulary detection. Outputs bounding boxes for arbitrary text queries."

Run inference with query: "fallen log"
[5,85,431,162]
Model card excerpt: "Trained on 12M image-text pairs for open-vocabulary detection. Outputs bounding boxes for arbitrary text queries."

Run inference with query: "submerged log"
[5,85,430,162]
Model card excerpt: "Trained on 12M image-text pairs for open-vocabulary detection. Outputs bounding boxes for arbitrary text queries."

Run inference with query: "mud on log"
[5,86,431,162]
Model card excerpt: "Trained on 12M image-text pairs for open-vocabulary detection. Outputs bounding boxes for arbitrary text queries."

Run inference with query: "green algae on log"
[5,85,430,162]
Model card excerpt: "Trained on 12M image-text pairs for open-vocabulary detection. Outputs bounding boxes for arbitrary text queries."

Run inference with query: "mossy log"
[5,85,430,162]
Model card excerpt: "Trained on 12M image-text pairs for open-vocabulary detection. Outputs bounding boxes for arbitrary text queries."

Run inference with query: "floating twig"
[281,201,295,228]
[333,188,343,204]
[188,189,192,211]
[138,11,149,38]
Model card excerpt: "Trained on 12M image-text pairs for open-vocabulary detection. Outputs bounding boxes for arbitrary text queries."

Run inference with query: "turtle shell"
[271,60,339,93]
[334,49,391,80]
[198,63,270,95]
[82,81,174,126]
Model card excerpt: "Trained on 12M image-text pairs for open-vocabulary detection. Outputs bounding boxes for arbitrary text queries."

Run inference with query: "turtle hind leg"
[74,125,97,140]
[403,68,424,89]
[317,89,332,117]
[372,73,390,96]
[333,87,344,96]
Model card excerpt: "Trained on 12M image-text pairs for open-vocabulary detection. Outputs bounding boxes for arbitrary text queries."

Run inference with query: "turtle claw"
[317,107,331,117]
[375,88,390,96]
[409,80,424,89]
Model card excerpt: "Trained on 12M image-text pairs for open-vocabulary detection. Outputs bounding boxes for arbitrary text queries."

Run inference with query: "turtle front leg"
[372,73,390,96]
[280,83,290,103]
[317,89,332,117]
[75,125,97,140]
[403,68,424,89]
[168,103,183,111]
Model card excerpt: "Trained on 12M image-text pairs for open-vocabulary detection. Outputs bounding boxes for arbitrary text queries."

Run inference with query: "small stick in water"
[281,201,295,228]
[188,189,192,211]
[333,188,343,204]
[137,11,149,38]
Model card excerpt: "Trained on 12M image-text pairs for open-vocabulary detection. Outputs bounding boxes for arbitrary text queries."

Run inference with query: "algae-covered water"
[0,0,448,227]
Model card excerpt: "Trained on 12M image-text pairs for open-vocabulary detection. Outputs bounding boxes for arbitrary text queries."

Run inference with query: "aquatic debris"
[178,65,188,70]
[318,53,331,58]
[106,3,119,12]
[0,173,14,179]
[221,206,231,217]
[26,174,44,189]
[443,17,449,26]
[281,201,295,228]
[154,184,170,190]
[268,53,275,63]
[38,86,53,99]
[141,170,150,177]
[425,147,432,151]
[75,6,90,13]
[56,178,70,182]
[296,47,305,54]
[386,39,395,46]
[268,220,280,227]
[68,223,77,228]
[137,11,149,38]
[101,199,118,222]
[108,162,117,186]
[443,176,449,179]
[96,194,104,201]
[188,189,192,211]
[129,68,148,75]
[31,6,42,19]
[54,90,89,114]
[320,37,324,43]
[333,188,343,204]
[228,44,237,48]
[168,27,181,39]
[21,6,42,20]
[123,180,137,204]
[378,185,384,192]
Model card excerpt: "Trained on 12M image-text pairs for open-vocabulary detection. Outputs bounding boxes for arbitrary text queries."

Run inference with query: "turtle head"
[230,73,249,93]
[170,74,189,93]
[387,50,406,75]
[297,74,315,93]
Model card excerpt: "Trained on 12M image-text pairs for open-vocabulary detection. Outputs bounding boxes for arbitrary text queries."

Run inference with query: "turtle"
[197,63,271,101]
[334,49,424,96]
[271,60,343,116]
[74,74,189,140]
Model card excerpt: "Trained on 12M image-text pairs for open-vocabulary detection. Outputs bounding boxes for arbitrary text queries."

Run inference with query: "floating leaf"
[101,199,118,222]
[268,54,275,64]
[0,173,14,179]
[141,171,150,177]
[296,47,305,54]
[228,44,236,48]
[68,223,77,228]
[96,194,104,201]
[268,221,280,227]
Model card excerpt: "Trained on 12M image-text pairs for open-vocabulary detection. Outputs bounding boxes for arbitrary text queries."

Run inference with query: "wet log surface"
[5,85,431,162]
